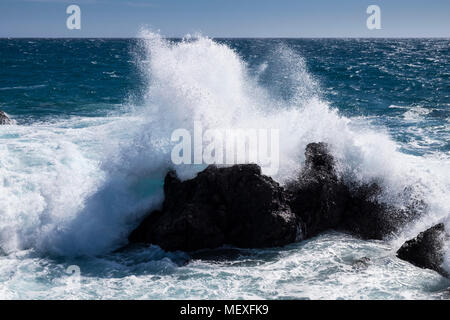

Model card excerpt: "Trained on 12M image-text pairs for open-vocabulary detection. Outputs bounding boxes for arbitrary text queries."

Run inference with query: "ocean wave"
[0,84,47,91]
[403,106,433,121]
[0,32,448,268]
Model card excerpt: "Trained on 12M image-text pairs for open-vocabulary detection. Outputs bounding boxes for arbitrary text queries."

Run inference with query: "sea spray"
[0,33,448,265]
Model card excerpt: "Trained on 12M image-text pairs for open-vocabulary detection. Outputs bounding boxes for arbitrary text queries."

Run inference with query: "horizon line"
[1,36,449,40]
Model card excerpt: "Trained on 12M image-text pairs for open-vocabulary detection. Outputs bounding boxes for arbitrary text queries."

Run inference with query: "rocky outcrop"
[287,142,418,240]
[129,164,301,251]
[397,223,448,277]
[0,110,13,125]
[287,143,348,238]
[338,183,418,240]
[129,142,421,252]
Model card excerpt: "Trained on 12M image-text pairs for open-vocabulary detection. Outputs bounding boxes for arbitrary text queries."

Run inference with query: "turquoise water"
[0,34,449,299]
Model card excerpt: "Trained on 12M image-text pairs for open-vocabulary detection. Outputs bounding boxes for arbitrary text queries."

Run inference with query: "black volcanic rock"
[129,142,424,252]
[287,143,348,238]
[0,110,13,125]
[338,183,418,240]
[129,164,302,252]
[397,223,448,277]
[287,142,419,240]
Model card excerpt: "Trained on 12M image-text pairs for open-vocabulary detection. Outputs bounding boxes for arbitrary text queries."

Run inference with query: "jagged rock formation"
[287,142,418,240]
[129,164,301,251]
[129,142,421,253]
[397,223,448,277]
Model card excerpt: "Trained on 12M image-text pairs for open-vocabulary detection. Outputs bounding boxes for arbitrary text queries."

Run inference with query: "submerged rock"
[352,257,371,270]
[129,164,301,251]
[397,223,448,277]
[0,110,13,125]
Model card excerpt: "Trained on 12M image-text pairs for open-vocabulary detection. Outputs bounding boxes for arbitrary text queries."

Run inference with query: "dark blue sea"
[0,34,449,299]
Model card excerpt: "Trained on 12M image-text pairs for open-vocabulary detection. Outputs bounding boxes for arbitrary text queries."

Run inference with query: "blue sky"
[0,0,449,37]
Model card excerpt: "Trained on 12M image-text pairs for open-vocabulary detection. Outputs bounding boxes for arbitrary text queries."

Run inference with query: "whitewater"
[0,32,449,299]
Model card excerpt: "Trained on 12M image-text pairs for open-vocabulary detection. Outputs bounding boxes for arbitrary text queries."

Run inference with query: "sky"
[0,0,449,38]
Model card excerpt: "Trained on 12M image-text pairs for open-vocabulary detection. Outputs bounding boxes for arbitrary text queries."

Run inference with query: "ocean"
[0,33,449,299]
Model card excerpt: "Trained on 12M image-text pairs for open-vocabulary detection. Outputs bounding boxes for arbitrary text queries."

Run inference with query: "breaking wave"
[0,31,448,271]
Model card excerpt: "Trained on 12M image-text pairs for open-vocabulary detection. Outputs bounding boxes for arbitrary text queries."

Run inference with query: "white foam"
[403,106,432,121]
[0,32,448,264]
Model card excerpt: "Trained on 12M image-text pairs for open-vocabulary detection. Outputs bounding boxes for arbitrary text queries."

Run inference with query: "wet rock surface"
[397,223,448,277]
[130,142,423,256]
[129,164,301,251]
[287,142,417,240]
[0,110,13,125]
